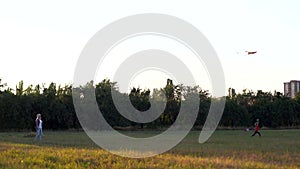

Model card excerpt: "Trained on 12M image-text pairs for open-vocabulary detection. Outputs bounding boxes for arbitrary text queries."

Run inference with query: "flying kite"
[246,51,257,55]
[236,50,258,56]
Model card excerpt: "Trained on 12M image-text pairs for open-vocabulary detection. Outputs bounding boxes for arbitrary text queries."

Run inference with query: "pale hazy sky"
[0,0,299,94]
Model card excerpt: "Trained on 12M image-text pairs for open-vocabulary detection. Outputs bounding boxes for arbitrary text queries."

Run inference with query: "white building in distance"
[284,80,300,98]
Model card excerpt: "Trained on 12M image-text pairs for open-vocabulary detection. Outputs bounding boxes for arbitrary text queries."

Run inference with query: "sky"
[0,0,299,95]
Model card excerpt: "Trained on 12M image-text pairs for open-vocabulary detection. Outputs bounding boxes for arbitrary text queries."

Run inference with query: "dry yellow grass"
[0,130,299,169]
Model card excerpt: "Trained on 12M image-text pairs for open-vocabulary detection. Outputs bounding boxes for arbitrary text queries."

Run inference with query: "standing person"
[34,113,43,141]
[251,118,261,137]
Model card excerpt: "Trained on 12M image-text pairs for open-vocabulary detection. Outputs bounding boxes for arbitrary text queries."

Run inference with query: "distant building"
[284,82,291,97]
[228,88,236,98]
[284,80,300,98]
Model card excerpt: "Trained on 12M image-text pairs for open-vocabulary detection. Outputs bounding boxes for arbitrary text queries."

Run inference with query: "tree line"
[0,78,299,131]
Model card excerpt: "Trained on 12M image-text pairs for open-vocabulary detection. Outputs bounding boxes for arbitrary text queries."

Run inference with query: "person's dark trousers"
[251,131,261,137]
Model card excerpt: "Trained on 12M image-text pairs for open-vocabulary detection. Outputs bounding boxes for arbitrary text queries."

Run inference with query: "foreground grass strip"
[0,142,298,169]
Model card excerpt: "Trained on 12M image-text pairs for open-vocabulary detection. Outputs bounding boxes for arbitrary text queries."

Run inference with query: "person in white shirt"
[34,113,43,141]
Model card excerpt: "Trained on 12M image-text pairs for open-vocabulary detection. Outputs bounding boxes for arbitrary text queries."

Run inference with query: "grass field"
[0,130,299,169]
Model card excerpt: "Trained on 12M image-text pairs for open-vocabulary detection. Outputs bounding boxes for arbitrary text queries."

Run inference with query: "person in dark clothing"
[251,118,261,137]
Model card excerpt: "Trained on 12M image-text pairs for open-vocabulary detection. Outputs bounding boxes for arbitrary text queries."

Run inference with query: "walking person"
[251,118,261,137]
[34,113,43,141]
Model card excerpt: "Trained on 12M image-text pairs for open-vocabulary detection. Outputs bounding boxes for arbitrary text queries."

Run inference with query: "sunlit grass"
[0,130,299,168]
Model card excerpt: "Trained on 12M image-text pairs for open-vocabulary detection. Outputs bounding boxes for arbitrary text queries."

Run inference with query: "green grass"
[0,130,299,168]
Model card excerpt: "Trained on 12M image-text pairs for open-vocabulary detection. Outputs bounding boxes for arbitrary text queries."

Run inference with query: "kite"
[246,51,257,55]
